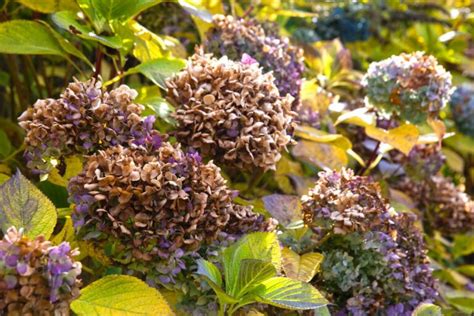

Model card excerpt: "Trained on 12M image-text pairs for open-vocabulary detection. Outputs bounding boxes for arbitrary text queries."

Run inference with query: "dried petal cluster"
[18,79,160,173]
[301,168,394,235]
[167,51,295,171]
[0,227,81,315]
[303,169,437,315]
[391,144,445,181]
[68,142,274,286]
[364,52,452,123]
[450,84,474,137]
[395,175,474,235]
[204,15,304,108]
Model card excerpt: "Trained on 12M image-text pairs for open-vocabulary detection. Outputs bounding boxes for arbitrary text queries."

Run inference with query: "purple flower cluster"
[204,15,305,109]
[18,79,161,173]
[0,227,81,314]
[303,169,438,315]
[450,84,474,137]
[364,52,452,123]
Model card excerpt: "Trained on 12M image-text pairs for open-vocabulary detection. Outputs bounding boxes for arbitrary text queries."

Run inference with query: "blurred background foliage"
[1,0,474,314]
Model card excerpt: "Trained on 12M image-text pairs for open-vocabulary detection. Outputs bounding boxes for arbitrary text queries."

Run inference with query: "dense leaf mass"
[303,169,437,315]
[167,50,295,171]
[204,14,304,109]
[68,142,274,286]
[364,52,452,123]
[18,79,160,173]
[0,227,81,314]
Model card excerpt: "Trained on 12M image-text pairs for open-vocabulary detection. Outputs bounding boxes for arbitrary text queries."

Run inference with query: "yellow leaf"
[295,126,352,150]
[427,118,446,143]
[334,107,375,127]
[292,140,348,170]
[365,124,419,155]
[282,248,324,282]
[64,156,83,181]
[275,156,304,194]
[48,168,68,187]
[442,148,465,173]
[51,216,75,245]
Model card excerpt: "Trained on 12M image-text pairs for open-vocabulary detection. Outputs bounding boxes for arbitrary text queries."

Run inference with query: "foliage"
[0,0,474,314]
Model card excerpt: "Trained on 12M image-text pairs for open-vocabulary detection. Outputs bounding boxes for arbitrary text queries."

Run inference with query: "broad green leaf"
[444,290,474,314]
[16,0,78,12]
[0,171,57,239]
[91,0,161,24]
[457,265,474,277]
[453,235,474,258]
[196,259,222,288]
[442,148,464,173]
[179,0,216,39]
[444,133,474,155]
[223,232,281,294]
[249,277,328,310]
[52,11,122,49]
[234,259,276,298]
[196,259,239,305]
[0,130,11,158]
[365,124,419,155]
[292,140,348,170]
[295,126,352,150]
[281,248,323,282]
[413,303,442,316]
[129,21,186,62]
[262,194,302,226]
[71,275,174,315]
[334,107,375,127]
[0,20,67,56]
[125,58,186,89]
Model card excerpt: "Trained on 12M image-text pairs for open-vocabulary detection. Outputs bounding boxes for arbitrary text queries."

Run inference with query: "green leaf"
[234,259,276,298]
[0,20,67,56]
[51,216,75,245]
[223,232,282,295]
[71,275,175,315]
[91,0,161,24]
[16,0,79,13]
[413,303,442,316]
[52,11,122,49]
[444,290,474,314]
[249,277,328,310]
[282,248,324,282]
[196,259,222,288]
[334,107,375,127]
[0,130,12,158]
[0,170,57,239]
[196,260,239,305]
[294,126,352,150]
[0,174,10,185]
[453,235,474,258]
[126,58,186,89]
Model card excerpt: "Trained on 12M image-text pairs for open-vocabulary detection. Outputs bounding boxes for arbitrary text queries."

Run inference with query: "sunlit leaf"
[234,259,276,298]
[442,148,464,173]
[413,303,442,316]
[292,140,348,170]
[125,57,186,88]
[51,216,75,245]
[282,248,323,282]
[16,0,79,13]
[0,20,68,56]
[249,277,328,310]
[453,235,474,258]
[444,290,474,314]
[0,171,57,239]
[365,124,419,155]
[334,107,375,127]
[295,126,352,150]
[196,259,223,288]
[71,275,174,315]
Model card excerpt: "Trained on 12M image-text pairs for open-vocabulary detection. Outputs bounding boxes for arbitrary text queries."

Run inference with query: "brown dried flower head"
[302,168,395,235]
[395,175,474,235]
[68,142,274,284]
[166,50,295,171]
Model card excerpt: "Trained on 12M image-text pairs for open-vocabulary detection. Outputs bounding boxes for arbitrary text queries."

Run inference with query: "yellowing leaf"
[71,275,174,316]
[275,156,303,194]
[282,248,323,282]
[51,216,75,245]
[295,126,352,150]
[292,140,348,170]
[17,0,79,13]
[0,171,57,239]
[262,194,302,226]
[442,148,465,173]
[427,118,446,143]
[48,168,68,187]
[334,107,375,127]
[365,124,419,155]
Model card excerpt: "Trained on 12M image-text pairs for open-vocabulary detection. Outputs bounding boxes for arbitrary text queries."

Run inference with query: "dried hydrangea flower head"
[364,52,452,123]
[390,144,445,181]
[450,84,474,137]
[301,168,395,235]
[395,175,474,235]
[204,14,305,109]
[303,169,437,315]
[166,50,295,171]
[0,227,81,315]
[68,142,274,287]
[18,78,160,173]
